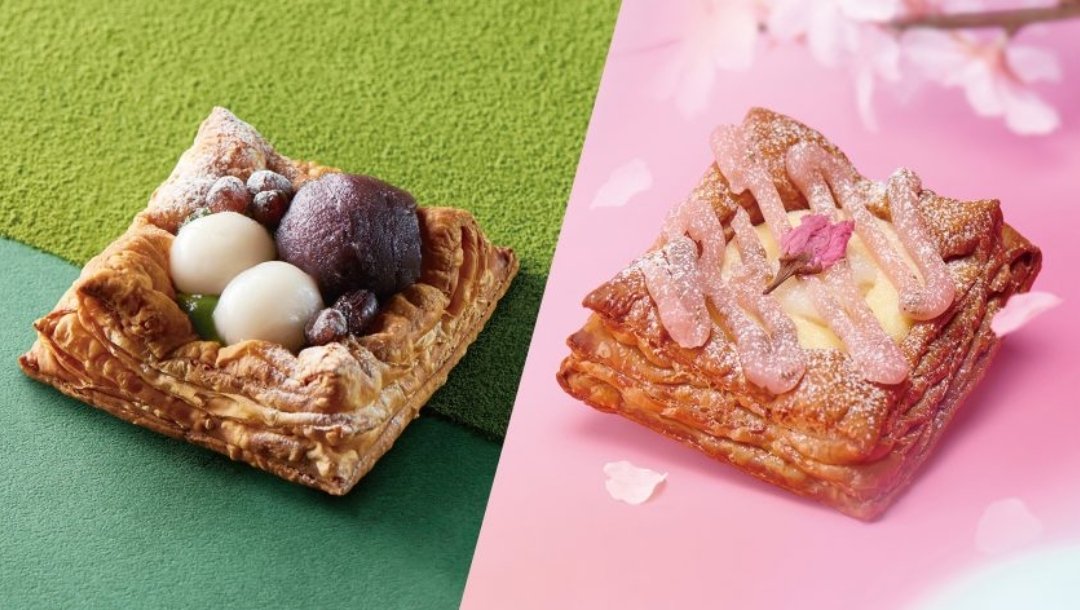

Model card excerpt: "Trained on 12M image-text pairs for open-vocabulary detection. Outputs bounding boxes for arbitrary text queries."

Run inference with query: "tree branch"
[892,0,1080,34]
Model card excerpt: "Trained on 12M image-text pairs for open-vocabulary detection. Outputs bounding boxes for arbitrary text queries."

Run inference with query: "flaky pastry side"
[557,108,1040,520]
[20,108,518,494]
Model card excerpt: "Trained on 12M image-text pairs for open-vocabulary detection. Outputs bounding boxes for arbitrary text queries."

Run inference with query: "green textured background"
[0,0,618,438]
[0,0,618,607]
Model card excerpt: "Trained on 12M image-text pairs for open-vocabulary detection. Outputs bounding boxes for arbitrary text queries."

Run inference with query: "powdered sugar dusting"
[146,108,305,233]
[643,196,805,394]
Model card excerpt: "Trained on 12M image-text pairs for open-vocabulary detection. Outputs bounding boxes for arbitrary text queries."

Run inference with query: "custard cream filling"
[720,210,921,349]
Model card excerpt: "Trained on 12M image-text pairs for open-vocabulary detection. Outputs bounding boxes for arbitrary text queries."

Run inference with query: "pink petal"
[856,68,880,131]
[708,1,760,71]
[961,61,1006,117]
[902,29,971,85]
[1005,45,1062,84]
[590,159,653,209]
[767,0,814,41]
[840,0,899,22]
[975,498,1043,555]
[807,3,847,66]
[991,291,1061,336]
[863,25,902,81]
[654,0,760,117]
[656,44,716,118]
[1002,84,1061,135]
[780,214,853,268]
[603,461,667,505]
[780,214,828,257]
[818,220,855,266]
[851,25,901,130]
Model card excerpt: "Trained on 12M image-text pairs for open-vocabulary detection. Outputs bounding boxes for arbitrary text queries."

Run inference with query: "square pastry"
[558,108,1041,520]
[20,108,518,494]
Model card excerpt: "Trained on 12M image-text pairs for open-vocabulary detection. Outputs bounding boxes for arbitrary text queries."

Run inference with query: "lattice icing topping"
[642,124,957,390]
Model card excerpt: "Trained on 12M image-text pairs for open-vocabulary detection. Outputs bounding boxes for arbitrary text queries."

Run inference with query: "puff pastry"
[557,108,1041,520]
[20,108,518,494]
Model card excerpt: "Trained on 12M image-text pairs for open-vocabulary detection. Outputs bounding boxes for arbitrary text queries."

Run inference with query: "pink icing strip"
[643,123,947,388]
[683,200,806,393]
[785,144,913,381]
[640,236,711,349]
[786,141,954,320]
[735,207,909,383]
[729,208,771,280]
[886,169,955,319]
[712,125,792,242]
[716,129,911,384]
[729,210,807,391]
[642,197,805,393]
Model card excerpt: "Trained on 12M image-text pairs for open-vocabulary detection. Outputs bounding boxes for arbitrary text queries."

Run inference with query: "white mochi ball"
[213,261,323,351]
[170,212,276,295]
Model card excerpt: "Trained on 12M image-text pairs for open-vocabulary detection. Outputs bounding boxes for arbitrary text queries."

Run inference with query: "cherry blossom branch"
[892,0,1080,34]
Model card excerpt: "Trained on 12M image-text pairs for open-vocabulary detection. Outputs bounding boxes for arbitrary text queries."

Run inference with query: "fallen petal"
[603,461,667,505]
[591,159,653,209]
[975,498,1043,555]
[991,291,1061,336]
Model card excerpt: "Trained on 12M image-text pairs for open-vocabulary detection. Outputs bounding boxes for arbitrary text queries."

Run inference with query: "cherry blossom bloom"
[765,214,855,293]
[902,28,1062,134]
[603,461,667,505]
[850,25,903,130]
[655,0,764,118]
[769,0,900,66]
[769,0,902,128]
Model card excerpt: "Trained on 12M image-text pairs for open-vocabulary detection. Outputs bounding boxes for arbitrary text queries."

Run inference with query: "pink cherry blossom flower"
[781,214,855,270]
[764,214,855,293]
[769,0,903,129]
[769,0,900,66]
[851,25,903,130]
[902,28,1062,134]
[655,0,765,118]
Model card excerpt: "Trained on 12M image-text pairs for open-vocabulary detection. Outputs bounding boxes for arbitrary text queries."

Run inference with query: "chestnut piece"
[333,289,379,336]
[276,173,422,301]
[304,307,349,347]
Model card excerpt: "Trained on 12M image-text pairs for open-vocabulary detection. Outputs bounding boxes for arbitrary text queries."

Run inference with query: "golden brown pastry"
[557,108,1040,520]
[20,108,518,494]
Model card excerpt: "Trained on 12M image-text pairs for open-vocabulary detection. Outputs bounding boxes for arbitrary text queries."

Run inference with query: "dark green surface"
[0,238,503,608]
[0,0,619,438]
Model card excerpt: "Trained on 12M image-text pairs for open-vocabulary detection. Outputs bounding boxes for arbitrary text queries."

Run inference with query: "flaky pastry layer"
[20,108,518,494]
[557,108,1040,520]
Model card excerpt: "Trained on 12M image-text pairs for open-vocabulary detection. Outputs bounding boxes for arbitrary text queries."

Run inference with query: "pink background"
[463,3,1080,609]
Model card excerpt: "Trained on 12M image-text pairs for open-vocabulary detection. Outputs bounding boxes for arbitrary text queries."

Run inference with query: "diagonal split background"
[0,1,618,607]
